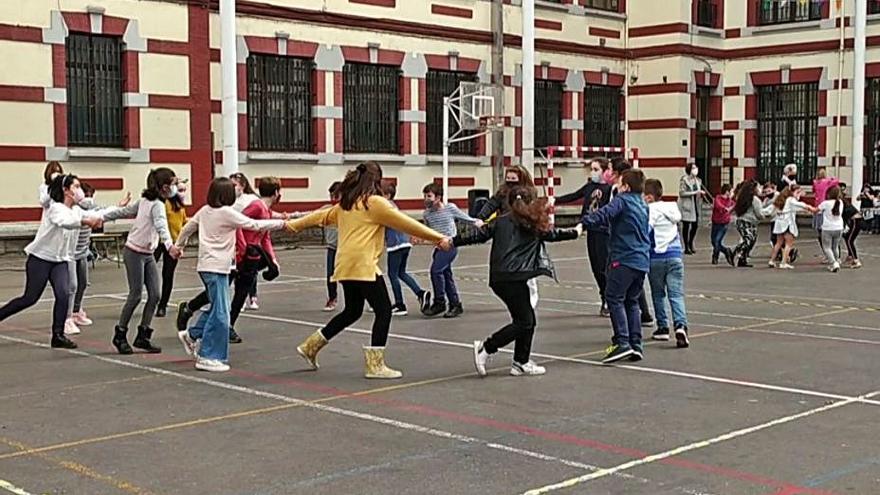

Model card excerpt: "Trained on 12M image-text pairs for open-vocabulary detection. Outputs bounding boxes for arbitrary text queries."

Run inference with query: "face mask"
[505,180,518,186]
[590,171,602,183]
[167,184,179,198]
[602,169,615,184]
[423,199,434,209]
[72,188,85,203]
[79,197,95,209]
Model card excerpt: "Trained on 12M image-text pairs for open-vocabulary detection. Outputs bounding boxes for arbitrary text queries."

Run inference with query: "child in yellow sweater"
[287,162,450,379]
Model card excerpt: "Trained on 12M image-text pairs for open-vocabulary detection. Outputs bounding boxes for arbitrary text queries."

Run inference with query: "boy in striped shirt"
[421,183,482,318]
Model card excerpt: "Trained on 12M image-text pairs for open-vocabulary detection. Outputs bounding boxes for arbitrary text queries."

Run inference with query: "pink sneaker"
[73,311,93,326]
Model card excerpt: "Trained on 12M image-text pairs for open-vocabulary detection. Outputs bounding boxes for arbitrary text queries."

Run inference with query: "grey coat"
[677,175,702,222]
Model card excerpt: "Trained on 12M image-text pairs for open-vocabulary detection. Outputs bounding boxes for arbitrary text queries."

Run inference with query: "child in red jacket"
[711,184,736,266]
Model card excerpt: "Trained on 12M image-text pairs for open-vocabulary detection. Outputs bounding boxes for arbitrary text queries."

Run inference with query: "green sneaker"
[602,344,634,364]
[629,343,644,362]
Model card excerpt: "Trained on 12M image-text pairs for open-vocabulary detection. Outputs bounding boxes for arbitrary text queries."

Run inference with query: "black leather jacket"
[453,214,578,284]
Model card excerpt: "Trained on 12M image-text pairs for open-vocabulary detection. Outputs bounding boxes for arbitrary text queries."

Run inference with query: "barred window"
[247,55,314,152]
[757,0,822,26]
[343,63,400,154]
[583,84,621,147]
[866,79,880,184]
[757,83,819,183]
[535,80,563,150]
[583,0,619,12]
[66,34,124,148]
[426,69,477,155]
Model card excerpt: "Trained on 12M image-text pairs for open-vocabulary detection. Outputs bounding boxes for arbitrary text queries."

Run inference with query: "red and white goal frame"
[540,146,640,224]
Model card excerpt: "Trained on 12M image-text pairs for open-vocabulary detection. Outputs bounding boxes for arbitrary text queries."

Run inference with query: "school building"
[1,0,880,220]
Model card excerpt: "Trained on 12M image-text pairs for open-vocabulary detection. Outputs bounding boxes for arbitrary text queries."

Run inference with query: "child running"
[710,183,736,266]
[817,185,844,272]
[174,177,285,372]
[0,175,103,349]
[582,169,652,363]
[731,180,766,268]
[767,185,817,269]
[324,181,342,311]
[382,181,430,316]
[462,186,581,377]
[421,183,483,318]
[102,168,181,354]
[643,179,690,348]
[842,186,863,269]
[287,162,448,380]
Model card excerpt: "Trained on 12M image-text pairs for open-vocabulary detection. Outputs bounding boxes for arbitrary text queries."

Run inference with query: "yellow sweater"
[165,201,187,242]
[287,195,444,282]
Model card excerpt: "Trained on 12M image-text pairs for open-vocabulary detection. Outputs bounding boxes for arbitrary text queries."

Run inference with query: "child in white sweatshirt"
[644,179,690,349]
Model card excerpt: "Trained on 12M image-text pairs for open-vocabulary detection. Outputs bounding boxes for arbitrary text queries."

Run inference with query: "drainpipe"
[852,0,867,198]
[220,0,239,176]
[522,0,535,172]
[835,0,845,178]
[491,0,505,190]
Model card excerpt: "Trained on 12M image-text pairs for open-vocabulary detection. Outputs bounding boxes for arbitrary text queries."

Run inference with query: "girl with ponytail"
[817,185,845,272]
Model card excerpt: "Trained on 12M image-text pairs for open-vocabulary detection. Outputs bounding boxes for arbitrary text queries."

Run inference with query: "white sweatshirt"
[648,201,683,255]
[103,198,173,254]
[175,205,284,274]
[25,203,85,262]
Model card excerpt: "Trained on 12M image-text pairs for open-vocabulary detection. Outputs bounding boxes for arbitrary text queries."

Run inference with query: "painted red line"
[2,324,836,495]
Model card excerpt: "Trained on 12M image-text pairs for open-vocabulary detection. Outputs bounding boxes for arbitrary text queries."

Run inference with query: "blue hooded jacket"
[581,192,650,273]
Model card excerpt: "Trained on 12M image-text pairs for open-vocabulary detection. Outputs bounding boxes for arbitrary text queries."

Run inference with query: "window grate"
[535,80,563,151]
[343,63,400,154]
[247,54,314,152]
[583,84,622,148]
[426,69,477,156]
[583,0,619,12]
[756,82,819,184]
[757,0,822,26]
[66,34,124,148]
[865,79,880,184]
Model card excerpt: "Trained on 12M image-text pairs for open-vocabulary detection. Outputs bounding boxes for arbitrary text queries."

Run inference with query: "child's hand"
[437,237,453,252]
[473,219,484,228]
[117,191,132,207]
[169,245,182,259]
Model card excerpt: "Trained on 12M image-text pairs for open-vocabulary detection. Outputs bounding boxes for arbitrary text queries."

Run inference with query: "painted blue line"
[803,455,880,487]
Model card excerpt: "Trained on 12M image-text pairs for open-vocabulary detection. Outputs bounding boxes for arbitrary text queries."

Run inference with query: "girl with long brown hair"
[455,186,582,377]
[287,162,450,379]
[767,185,817,269]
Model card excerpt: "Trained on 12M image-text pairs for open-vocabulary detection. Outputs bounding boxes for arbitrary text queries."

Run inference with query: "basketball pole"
[522,0,535,173]
[852,0,867,200]
[220,0,239,176]
[442,96,450,204]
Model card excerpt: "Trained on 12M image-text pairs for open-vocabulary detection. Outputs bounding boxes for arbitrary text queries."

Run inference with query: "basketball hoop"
[478,115,505,130]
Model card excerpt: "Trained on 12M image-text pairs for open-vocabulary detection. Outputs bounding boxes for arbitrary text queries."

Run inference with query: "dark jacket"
[582,192,650,273]
[476,193,506,221]
[555,181,612,233]
[453,214,578,284]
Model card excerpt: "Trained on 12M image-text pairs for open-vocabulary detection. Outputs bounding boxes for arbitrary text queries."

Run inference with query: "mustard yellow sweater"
[165,201,187,242]
[287,195,444,282]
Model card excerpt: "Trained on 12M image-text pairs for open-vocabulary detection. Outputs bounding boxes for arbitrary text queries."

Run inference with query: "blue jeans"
[710,223,729,258]
[326,248,337,300]
[188,272,231,361]
[647,258,688,330]
[387,247,423,307]
[605,264,646,348]
[430,247,460,305]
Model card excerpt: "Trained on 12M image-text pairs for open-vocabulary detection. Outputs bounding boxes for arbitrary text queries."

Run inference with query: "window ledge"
[535,1,569,13]
[580,7,626,21]
[67,148,132,160]
[749,19,823,34]
[693,25,724,37]
[868,13,880,23]
[343,154,408,163]
[426,155,483,164]
[247,151,318,162]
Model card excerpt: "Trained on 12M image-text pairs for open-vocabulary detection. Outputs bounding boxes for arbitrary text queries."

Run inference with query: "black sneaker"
[789,248,799,264]
[711,253,719,265]
[724,248,736,267]
[737,256,753,268]
[418,290,432,314]
[602,344,634,364]
[391,305,408,317]
[629,343,644,361]
[51,335,78,349]
[652,327,671,341]
[675,326,690,348]
[176,302,193,332]
[423,301,446,318]
[229,327,242,344]
[155,306,167,318]
[599,302,610,317]
[641,313,654,326]
[443,303,463,319]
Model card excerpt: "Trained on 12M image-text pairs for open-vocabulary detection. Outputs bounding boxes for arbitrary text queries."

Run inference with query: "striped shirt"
[423,203,477,237]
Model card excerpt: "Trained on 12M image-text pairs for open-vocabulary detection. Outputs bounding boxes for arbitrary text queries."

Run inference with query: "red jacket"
[711,196,735,225]
[235,199,276,265]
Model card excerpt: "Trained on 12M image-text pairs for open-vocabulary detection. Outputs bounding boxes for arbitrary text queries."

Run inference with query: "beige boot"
[363,346,403,379]
[296,331,328,370]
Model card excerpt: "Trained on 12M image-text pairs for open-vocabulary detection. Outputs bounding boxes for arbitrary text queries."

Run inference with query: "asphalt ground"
[0,228,878,495]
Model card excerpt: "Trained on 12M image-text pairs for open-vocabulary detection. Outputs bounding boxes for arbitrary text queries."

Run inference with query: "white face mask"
[235,187,243,198]
[79,197,96,209]
[590,171,602,183]
[72,187,85,203]
[166,184,179,198]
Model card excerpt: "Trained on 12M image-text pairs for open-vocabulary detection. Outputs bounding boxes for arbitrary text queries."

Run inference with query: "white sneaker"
[852,260,863,269]
[195,357,229,372]
[64,318,81,335]
[177,330,197,358]
[73,311,93,326]
[510,361,546,376]
[831,262,840,273]
[246,297,259,311]
[778,263,795,270]
[768,260,778,268]
[473,340,490,377]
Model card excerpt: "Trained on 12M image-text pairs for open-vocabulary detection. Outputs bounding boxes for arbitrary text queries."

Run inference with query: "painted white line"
[743,328,880,346]
[0,480,36,495]
[0,333,595,479]
[521,390,880,494]
[239,312,880,407]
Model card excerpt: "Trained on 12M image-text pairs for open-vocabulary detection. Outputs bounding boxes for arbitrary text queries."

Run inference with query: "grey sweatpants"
[118,247,160,329]
[68,257,89,314]
[821,229,842,265]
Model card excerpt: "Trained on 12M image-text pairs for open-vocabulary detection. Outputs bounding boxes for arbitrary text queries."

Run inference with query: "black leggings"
[484,280,536,364]
[586,232,609,303]
[230,257,262,329]
[321,277,392,347]
[0,256,69,338]
[154,244,179,310]
[845,218,862,259]
[681,221,698,251]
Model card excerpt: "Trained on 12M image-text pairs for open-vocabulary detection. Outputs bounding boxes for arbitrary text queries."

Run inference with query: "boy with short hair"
[582,169,651,363]
[382,181,431,316]
[422,183,483,318]
[643,179,690,349]
[323,181,342,311]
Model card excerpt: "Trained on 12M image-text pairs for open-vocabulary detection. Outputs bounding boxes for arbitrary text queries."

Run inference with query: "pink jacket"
[812,177,840,205]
